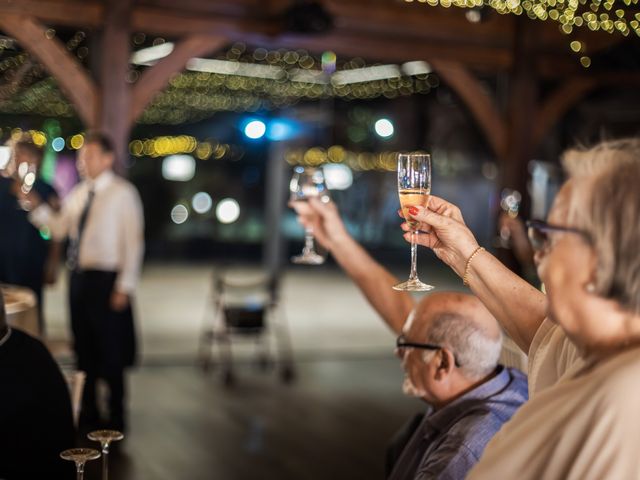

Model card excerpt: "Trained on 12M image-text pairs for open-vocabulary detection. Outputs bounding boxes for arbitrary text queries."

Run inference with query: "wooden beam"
[533,77,599,148]
[264,31,513,71]
[430,59,508,159]
[100,0,132,171]
[0,0,103,28]
[0,13,98,127]
[130,6,282,37]
[130,34,228,125]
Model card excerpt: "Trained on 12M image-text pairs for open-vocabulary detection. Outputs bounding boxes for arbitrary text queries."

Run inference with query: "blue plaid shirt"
[388,366,528,480]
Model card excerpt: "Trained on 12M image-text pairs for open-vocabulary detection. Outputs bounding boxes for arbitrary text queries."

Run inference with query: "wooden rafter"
[430,59,508,159]
[533,77,599,148]
[130,34,228,125]
[0,13,99,127]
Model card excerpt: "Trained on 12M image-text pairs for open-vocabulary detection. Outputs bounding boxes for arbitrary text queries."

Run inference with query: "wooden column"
[99,0,133,172]
[503,18,538,199]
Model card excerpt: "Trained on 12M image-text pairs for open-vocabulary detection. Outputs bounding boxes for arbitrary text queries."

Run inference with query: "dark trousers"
[69,270,137,427]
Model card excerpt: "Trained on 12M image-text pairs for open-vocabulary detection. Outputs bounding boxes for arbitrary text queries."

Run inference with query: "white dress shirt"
[29,170,144,294]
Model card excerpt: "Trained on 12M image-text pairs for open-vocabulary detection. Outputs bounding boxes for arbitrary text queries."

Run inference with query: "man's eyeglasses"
[396,334,461,367]
[526,219,591,252]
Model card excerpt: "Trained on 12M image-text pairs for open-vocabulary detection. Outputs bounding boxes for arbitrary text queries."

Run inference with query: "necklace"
[0,327,12,347]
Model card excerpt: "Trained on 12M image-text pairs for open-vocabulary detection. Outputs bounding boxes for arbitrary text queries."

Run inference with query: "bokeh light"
[244,120,267,139]
[192,192,213,214]
[374,118,394,138]
[170,204,189,224]
[216,198,241,224]
[162,154,196,181]
[52,137,65,152]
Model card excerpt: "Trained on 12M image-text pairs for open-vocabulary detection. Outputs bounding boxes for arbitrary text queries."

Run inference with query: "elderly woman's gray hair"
[570,157,640,314]
[562,138,640,179]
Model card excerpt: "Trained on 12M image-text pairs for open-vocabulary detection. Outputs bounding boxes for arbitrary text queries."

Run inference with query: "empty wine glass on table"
[394,152,434,292]
[88,429,124,480]
[289,166,330,265]
[60,448,101,480]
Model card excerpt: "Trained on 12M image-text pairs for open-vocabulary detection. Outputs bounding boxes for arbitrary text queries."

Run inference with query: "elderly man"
[0,290,75,478]
[294,199,527,479]
[25,132,144,432]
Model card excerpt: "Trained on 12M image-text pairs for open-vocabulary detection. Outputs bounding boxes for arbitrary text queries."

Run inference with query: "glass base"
[291,251,325,265]
[392,278,434,292]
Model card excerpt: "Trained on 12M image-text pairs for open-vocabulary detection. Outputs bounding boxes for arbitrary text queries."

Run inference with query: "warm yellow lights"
[570,40,583,51]
[406,0,640,37]
[287,146,399,172]
[580,55,592,67]
[128,136,230,160]
[69,134,84,150]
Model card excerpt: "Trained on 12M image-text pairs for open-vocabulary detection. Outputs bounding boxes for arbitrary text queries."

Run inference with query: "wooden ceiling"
[0,0,628,76]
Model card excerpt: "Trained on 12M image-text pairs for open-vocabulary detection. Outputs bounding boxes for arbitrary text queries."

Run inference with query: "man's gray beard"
[402,375,426,398]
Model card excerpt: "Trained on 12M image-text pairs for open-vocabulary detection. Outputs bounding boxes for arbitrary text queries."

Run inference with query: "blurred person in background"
[294,199,527,479]
[0,138,61,333]
[23,132,144,432]
[0,290,75,479]
[404,139,640,478]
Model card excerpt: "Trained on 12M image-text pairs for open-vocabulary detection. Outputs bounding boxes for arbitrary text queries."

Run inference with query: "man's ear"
[434,348,455,380]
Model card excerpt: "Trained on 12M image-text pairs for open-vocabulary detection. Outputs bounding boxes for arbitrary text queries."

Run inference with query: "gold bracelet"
[462,246,485,286]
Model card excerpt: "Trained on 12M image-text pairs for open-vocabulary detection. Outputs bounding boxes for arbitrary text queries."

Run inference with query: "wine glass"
[289,166,329,265]
[88,429,124,480]
[494,189,522,248]
[60,448,101,480]
[393,153,434,292]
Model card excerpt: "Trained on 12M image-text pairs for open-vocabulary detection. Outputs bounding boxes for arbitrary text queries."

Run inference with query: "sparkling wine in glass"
[88,429,124,480]
[60,448,101,480]
[289,166,329,265]
[393,153,434,292]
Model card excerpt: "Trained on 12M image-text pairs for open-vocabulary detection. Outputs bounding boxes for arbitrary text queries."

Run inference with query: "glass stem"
[77,463,85,480]
[409,231,419,281]
[303,227,315,254]
[102,444,109,480]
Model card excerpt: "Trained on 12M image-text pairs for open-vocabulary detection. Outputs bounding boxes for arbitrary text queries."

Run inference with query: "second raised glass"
[289,166,329,265]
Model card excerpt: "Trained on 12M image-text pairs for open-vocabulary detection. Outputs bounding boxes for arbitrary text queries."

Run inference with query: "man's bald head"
[406,292,502,380]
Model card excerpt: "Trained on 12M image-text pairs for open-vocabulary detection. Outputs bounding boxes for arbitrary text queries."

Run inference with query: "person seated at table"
[294,199,527,479]
[0,291,75,479]
[404,140,640,478]
[0,137,62,333]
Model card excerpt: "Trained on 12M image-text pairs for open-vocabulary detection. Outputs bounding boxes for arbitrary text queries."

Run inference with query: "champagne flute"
[393,153,434,292]
[60,448,101,480]
[289,166,329,265]
[88,429,124,480]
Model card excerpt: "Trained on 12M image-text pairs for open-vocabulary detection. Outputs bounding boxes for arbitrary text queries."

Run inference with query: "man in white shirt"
[28,132,144,431]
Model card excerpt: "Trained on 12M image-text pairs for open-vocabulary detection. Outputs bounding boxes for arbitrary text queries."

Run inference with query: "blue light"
[51,137,65,152]
[266,119,300,141]
[244,120,266,139]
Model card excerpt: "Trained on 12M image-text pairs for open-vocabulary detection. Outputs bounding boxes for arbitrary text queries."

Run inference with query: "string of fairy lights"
[404,0,640,37]
[0,0,635,122]
[1,128,409,172]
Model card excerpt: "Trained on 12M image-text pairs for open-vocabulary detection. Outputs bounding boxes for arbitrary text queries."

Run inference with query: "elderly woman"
[403,139,640,477]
